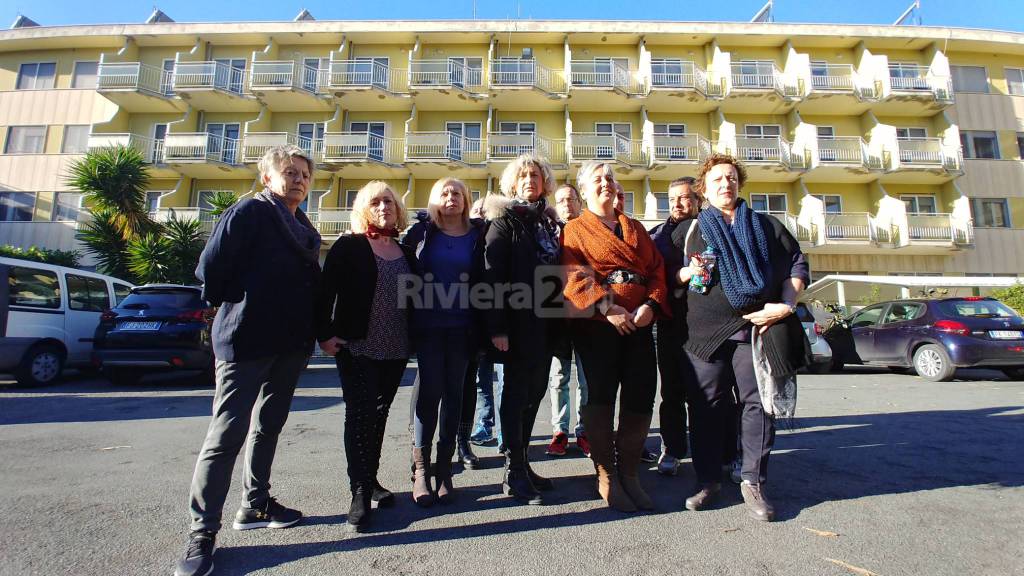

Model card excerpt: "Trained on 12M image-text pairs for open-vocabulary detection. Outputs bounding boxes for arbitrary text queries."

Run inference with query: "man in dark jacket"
[175,145,321,576]
[649,177,699,476]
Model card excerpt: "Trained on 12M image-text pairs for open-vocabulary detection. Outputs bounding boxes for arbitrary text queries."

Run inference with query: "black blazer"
[314,233,420,343]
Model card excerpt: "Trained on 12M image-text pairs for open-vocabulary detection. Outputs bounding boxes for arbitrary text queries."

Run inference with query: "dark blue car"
[823,297,1024,381]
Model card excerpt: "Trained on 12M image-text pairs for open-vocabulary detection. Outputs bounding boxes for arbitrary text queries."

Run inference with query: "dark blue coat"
[196,198,321,362]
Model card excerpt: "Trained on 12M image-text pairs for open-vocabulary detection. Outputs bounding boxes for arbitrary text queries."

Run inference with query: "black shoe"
[232,497,302,530]
[174,530,215,576]
[371,479,395,508]
[458,439,480,470]
[347,486,372,532]
[526,462,554,491]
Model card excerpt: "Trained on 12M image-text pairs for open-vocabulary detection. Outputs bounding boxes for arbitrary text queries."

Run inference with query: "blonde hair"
[258,144,315,179]
[350,181,408,234]
[427,177,472,225]
[498,153,556,199]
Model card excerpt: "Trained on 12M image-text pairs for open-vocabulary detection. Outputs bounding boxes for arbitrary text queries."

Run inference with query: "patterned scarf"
[697,198,772,311]
[509,197,560,265]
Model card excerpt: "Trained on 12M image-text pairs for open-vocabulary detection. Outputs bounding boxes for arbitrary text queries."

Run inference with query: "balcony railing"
[97,62,173,95]
[816,136,869,166]
[162,132,240,164]
[249,61,322,93]
[87,133,164,164]
[782,214,817,244]
[322,132,404,164]
[905,213,960,242]
[810,64,855,92]
[895,138,961,170]
[889,65,953,101]
[731,62,780,89]
[569,61,644,94]
[241,132,291,163]
[409,60,484,91]
[735,136,793,167]
[153,207,218,234]
[488,132,539,160]
[489,59,567,94]
[824,212,873,241]
[406,132,486,164]
[650,133,712,163]
[570,133,645,165]
[312,209,353,236]
[326,60,409,93]
[173,61,247,94]
[649,61,708,94]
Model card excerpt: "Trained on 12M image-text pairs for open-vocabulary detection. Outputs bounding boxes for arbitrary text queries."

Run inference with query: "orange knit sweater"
[561,209,668,320]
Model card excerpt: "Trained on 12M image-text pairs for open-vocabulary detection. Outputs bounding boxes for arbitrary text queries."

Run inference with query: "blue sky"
[3,0,1024,33]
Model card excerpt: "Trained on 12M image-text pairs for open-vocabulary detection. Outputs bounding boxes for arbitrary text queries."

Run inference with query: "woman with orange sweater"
[561,161,668,512]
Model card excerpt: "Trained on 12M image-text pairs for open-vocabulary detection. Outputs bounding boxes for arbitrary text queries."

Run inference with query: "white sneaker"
[657,451,680,476]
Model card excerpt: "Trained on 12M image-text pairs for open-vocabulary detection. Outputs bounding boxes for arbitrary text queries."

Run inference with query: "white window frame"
[750,193,788,215]
[653,123,686,136]
[960,130,1001,159]
[497,122,536,134]
[1005,67,1024,96]
[16,62,56,90]
[52,192,83,222]
[812,194,843,213]
[161,59,176,95]
[620,190,634,217]
[61,125,90,154]
[146,191,163,214]
[896,127,928,140]
[71,61,99,89]
[650,58,685,87]
[299,189,328,214]
[4,126,48,154]
[951,65,989,93]
[344,189,360,209]
[900,194,938,214]
[743,125,781,161]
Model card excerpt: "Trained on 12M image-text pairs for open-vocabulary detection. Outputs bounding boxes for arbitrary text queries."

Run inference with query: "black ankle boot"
[371,478,394,507]
[347,484,372,532]
[502,449,543,505]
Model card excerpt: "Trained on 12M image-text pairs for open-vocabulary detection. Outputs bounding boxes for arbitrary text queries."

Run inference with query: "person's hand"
[633,303,655,328]
[491,335,510,352]
[318,336,346,355]
[742,303,793,334]
[677,256,701,284]
[606,304,637,335]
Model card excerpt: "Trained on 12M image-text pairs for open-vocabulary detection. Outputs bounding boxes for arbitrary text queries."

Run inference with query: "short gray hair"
[258,144,315,179]
[499,153,556,199]
[576,161,615,190]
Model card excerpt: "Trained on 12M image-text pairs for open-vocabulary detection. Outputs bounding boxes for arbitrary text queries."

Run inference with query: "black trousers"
[571,321,657,414]
[335,349,407,490]
[684,341,774,485]
[461,355,480,429]
[499,356,551,452]
[655,320,689,459]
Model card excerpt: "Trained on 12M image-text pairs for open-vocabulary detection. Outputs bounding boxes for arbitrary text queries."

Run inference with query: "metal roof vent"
[145,9,175,24]
[294,9,315,21]
[11,15,41,29]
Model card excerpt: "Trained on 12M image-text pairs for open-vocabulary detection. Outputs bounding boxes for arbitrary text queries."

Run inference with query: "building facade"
[1,18,1023,300]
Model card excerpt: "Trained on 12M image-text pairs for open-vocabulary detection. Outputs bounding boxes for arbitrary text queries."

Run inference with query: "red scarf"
[366,225,399,239]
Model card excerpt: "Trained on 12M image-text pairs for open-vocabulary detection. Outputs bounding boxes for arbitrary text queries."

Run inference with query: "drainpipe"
[404,175,415,209]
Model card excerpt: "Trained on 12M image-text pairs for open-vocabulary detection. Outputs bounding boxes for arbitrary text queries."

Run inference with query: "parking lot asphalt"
[2,363,1022,576]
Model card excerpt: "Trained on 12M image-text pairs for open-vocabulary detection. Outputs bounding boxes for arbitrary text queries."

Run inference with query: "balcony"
[486,133,567,166]
[312,209,353,237]
[87,133,164,165]
[95,62,180,112]
[894,138,962,172]
[570,133,646,166]
[406,132,486,164]
[782,214,817,244]
[810,64,856,93]
[649,61,708,94]
[322,132,404,165]
[325,60,409,95]
[171,61,259,112]
[409,60,485,93]
[734,136,794,168]
[161,132,253,178]
[490,59,566,95]
[650,134,712,164]
[905,213,974,247]
[569,61,644,95]
[729,62,798,97]
[153,207,217,235]
[248,61,331,111]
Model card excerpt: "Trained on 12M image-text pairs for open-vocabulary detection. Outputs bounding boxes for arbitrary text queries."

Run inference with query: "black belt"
[603,269,647,285]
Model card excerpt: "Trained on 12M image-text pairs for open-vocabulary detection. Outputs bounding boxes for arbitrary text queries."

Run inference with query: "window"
[5,126,47,154]
[146,191,163,214]
[896,127,928,140]
[971,198,1011,228]
[161,59,175,95]
[61,125,90,154]
[734,60,775,88]
[197,191,218,210]
[651,59,687,87]
[52,192,83,221]
[742,125,781,161]
[71,61,99,89]
[8,266,60,309]
[470,190,482,203]
[1005,67,1024,95]
[750,193,787,215]
[951,65,988,93]
[445,122,482,160]
[448,57,484,87]
[16,62,56,90]
[204,123,240,164]
[850,304,885,328]
[816,126,838,161]
[888,62,927,89]
[299,190,327,214]
[497,122,535,134]
[882,302,925,324]
[0,191,36,221]
[492,57,535,85]
[213,59,246,93]
[66,273,110,312]
[812,194,843,213]
[1017,133,1024,159]
[113,283,133,305]
[654,123,686,136]
[344,190,359,209]
[653,123,688,160]
[900,195,937,214]
[960,131,1000,159]
[620,191,634,216]
[595,123,632,160]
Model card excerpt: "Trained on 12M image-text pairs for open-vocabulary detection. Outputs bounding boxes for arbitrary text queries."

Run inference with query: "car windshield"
[119,290,202,310]
[936,299,1020,319]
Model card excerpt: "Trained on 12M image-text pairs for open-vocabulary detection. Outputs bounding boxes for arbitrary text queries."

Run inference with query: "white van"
[1,257,133,386]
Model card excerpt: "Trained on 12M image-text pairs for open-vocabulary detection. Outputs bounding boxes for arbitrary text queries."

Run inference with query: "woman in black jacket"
[483,153,561,505]
[315,181,418,532]
[672,154,810,522]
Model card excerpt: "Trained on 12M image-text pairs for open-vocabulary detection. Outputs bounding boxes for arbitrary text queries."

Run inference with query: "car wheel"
[807,361,832,374]
[104,368,143,386]
[1001,368,1024,381]
[14,344,64,387]
[913,344,955,382]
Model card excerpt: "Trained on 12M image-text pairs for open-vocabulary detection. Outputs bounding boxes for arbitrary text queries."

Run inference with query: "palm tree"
[77,207,132,280]
[207,190,239,217]
[126,233,171,285]
[163,213,205,285]
[67,145,156,240]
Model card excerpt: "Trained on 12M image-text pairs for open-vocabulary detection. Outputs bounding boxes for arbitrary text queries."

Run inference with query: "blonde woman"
[401,177,487,506]
[483,153,561,505]
[315,181,417,532]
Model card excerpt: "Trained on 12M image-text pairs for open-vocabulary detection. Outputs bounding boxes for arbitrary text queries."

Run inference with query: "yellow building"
[2,16,1023,298]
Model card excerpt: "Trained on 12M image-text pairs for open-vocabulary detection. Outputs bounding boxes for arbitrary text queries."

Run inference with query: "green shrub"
[992,283,1024,315]
[0,245,81,267]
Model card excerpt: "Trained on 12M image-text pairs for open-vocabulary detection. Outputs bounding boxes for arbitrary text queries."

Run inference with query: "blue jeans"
[548,352,588,437]
[470,359,503,445]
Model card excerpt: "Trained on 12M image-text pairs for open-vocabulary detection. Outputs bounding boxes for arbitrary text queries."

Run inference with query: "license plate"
[119,321,161,331]
[988,330,1023,340]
